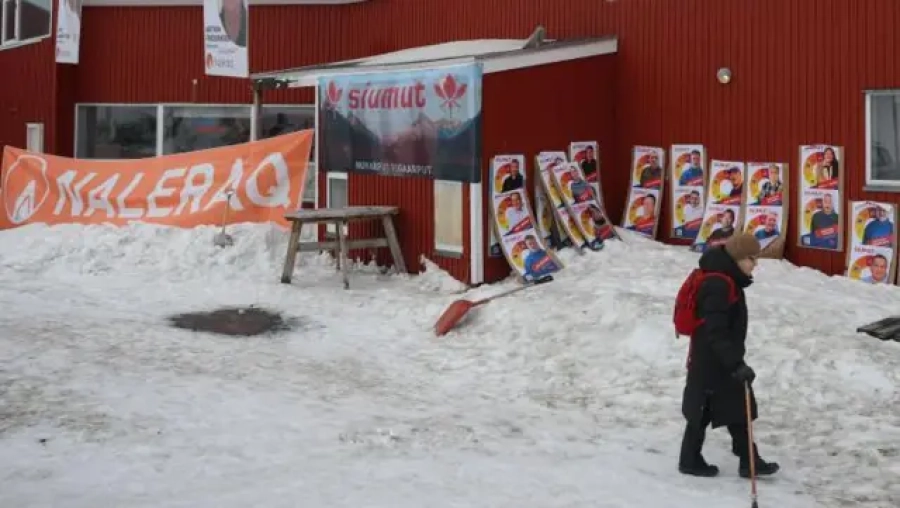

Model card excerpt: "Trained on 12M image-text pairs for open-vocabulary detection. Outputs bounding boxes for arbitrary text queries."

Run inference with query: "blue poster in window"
[317,64,482,183]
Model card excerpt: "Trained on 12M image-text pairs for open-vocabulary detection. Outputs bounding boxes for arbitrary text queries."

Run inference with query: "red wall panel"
[481,54,619,282]
[47,0,900,280]
[0,38,56,155]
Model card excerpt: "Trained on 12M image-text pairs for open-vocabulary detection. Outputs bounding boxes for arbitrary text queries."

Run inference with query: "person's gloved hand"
[732,363,756,384]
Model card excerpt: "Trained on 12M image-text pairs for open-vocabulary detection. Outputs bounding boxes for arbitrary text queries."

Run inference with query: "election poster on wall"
[318,64,482,183]
[569,141,603,207]
[622,146,665,238]
[488,155,526,257]
[534,186,557,247]
[845,200,897,285]
[1,131,313,230]
[548,162,609,250]
[798,145,843,251]
[488,156,563,282]
[670,144,706,240]
[691,160,746,252]
[744,162,789,258]
[55,0,83,64]
[203,0,249,78]
[536,152,587,250]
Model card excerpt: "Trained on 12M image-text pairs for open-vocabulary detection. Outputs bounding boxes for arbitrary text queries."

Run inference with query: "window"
[434,180,464,255]
[326,173,348,234]
[76,105,159,159]
[162,105,251,155]
[26,122,43,152]
[1,0,51,47]
[260,105,316,203]
[867,91,900,188]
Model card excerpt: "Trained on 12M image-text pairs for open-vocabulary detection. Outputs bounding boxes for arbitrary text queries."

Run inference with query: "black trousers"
[679,400,753,466]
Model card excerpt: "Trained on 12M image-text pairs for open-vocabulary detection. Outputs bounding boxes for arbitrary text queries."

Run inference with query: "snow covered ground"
[0,223,898,508]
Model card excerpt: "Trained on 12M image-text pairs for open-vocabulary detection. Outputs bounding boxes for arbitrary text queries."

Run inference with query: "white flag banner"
[204,0,249,78]
[55,0,82,64]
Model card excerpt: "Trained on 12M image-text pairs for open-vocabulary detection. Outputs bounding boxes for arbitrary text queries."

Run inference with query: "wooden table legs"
[280,220,303,284]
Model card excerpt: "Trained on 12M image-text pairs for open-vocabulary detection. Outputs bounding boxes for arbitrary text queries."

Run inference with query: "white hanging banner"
[204,0,249,78]
[55,0,83,65]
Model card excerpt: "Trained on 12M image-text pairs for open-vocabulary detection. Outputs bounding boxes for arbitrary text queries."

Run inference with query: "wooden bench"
[280,206,408,289]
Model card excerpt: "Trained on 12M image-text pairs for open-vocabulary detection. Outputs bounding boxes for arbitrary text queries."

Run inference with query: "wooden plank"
[280,221,303,284]
[285,206,399,223]
[338,221,350,289]
[381,215,407,274]
[296,238,389,252]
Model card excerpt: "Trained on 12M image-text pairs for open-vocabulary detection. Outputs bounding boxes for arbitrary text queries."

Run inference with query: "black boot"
[679,420,719,477]
[738,451,780,478]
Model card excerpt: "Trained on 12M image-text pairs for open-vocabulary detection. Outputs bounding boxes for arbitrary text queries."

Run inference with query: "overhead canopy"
[251,36,618,90]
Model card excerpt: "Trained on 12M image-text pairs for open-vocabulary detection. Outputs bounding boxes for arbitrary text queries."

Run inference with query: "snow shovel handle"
[472,276,552,306]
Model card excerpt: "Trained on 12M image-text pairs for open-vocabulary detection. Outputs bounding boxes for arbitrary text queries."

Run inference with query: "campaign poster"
[536,152,587,250]
[503,230,564,283]
[203,0,249,77]
[744,206,784,251]
[745,162,789,258]
[622,188,660,238]
[549,161,614,249]
[569,141,603,207]
[845,200,897,285]
[534,185,557,246]
[670,144,706,240]
[692,204,743,252]
[488,154,526,257]
[706,160,745,206]
[622,145,665,239]
[798,145,844,251]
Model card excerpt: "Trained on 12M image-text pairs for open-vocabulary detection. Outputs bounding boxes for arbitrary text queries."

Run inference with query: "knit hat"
[724,233,761,261]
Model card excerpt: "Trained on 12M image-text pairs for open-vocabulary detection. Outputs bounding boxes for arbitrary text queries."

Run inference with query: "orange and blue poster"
[798,145,843,251]
[670,144,706,240]
[691,160,746,252]
[622,145,665,239]
[744,161,789,257]
[846,200,897,285]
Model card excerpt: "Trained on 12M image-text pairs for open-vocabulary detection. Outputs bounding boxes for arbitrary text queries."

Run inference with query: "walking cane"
[744,381,759,508]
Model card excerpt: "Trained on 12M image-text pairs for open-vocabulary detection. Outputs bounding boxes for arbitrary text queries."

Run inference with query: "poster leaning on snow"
[743,162,789,258]
[203,0,250,78]
[669,144,706,240]
[488,155,526,257]
[488,158,563,282]
[845,201,898,285]
[691,160,746,253]
[622,145,665,238]
[797,145,844,252]
[568,141,603,207]
[536,152,587,250]
[548,162,611,249]
[534,185,557,247]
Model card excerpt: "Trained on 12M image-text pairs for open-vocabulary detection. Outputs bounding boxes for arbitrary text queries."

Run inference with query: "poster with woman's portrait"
[744,206,783,251]
[631,146,666,190]
[799,189,841,251]
[488,155,527,257]
[798,145,844,251]
[503,230,563,283]
[845,201,897,285]
[691,204,743,253]
[536,152,587,249]
[706,160,746,206]
[569,141,603,207]
[622,188,661,238]
[669,144,706,239]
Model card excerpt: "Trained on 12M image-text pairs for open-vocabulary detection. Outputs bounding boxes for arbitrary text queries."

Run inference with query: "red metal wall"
[45,0,900,279]
[0,35,56,156]
[481,54,619,283]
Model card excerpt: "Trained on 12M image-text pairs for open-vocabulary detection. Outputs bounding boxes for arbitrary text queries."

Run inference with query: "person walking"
[676,233,780,478]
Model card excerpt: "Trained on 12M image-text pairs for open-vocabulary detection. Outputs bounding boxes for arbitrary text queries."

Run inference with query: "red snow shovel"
[433,276,552,336]
[745,381,759,508]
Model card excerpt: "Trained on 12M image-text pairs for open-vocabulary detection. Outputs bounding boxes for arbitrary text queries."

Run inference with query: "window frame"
[325,171,348,234]
[74,103,318,204]
[865,90,900,192]
[0,0,52,51]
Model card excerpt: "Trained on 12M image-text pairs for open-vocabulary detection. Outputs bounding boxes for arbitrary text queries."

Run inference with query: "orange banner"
[0,130,313,229]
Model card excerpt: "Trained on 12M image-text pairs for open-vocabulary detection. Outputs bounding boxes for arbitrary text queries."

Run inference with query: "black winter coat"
[682,246,759,428]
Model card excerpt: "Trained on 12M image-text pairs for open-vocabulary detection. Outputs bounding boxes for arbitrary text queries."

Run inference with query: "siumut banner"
[0,130,313,230]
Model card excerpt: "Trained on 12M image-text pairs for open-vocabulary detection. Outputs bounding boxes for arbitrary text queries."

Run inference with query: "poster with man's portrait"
[203,0,250,77]
[536,152,587,250]
[798,145,844,252]
[845,201,898,285]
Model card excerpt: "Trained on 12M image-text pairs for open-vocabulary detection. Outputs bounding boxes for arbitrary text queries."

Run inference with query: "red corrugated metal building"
[3,0,900,284]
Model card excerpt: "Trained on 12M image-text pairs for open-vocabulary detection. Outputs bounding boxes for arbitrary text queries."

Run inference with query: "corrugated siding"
[0,38,55,154]
[59,0,900,278]
[481,54,619,283]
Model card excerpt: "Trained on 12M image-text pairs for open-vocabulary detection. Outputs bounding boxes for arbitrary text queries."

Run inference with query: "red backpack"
[673,268,738,338]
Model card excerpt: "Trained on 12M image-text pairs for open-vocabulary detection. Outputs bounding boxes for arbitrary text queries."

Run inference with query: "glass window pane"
[302,163,316,204]
[19,0,52,40]
[162,105,251,155]
[328,178,347,208]
[3,0,18,43]
[870,95,900,182]
[259,105,315,159]
[76,105,158,159]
